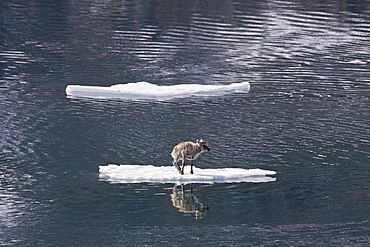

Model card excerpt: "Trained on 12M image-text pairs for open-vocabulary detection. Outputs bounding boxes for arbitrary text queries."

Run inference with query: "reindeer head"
[197,139,211,152]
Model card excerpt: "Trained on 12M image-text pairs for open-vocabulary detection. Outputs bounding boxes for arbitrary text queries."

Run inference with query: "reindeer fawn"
[171,140,210,175]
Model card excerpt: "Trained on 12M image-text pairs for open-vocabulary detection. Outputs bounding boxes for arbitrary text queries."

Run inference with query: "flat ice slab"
[99,164,276,184]
[66,81,250,100]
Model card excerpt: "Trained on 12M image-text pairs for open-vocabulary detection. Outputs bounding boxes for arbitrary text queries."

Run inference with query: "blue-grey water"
[1,0,369,246]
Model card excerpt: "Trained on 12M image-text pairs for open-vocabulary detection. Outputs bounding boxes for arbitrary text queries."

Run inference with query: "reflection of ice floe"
[66,81,250,100]
[347,59,367,65]
[99,164,276,184]
[171,184,209,218]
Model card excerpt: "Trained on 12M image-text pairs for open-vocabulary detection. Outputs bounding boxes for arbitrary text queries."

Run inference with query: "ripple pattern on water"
[1,0,369,246]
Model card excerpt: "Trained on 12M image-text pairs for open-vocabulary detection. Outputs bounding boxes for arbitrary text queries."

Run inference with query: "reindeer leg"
[190,159,194,174]
[180,159,185,175]
[172,160,181,172]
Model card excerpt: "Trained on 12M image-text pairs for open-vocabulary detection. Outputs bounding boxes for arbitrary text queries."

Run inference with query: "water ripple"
[1,0,369,245]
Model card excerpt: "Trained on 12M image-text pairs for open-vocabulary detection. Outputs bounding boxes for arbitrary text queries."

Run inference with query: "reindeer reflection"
[171,184,209,218]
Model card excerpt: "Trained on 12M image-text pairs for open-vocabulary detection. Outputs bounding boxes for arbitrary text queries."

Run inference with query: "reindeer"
[171,139,210,175]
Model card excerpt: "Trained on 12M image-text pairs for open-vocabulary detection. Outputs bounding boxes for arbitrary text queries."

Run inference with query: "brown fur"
[171,139,210,175]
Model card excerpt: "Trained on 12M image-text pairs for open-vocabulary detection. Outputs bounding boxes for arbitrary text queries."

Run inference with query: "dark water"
[1,0,370,246]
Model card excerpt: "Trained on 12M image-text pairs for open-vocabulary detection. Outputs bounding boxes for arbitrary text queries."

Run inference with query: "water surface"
[1,0,369,246]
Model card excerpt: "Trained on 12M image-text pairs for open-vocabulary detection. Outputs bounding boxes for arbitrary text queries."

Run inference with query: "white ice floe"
[99,164,276,184]
[66,81,250,100]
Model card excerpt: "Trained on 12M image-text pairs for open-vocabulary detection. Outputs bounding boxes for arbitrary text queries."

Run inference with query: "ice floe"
[99,164,276,184]
[66,81,250,100]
